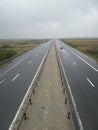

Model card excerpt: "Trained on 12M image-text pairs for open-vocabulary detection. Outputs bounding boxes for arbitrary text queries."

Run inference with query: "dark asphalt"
[0,41,51,130]
[56,40,98,130]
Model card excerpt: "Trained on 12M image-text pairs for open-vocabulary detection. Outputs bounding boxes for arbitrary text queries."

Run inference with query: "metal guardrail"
[55,45,84,130]
[8,43,51,130]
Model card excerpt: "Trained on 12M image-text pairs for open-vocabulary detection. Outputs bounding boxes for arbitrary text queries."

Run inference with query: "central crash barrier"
[8,43,52,130]
[55,45,84,130]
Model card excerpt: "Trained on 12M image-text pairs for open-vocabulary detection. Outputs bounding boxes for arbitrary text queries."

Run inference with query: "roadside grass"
[0,39,48,66]
[62,39,98,62]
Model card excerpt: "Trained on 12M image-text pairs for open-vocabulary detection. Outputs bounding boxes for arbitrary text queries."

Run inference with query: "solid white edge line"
[12,74,20,82]
[87,78,95,87]
[0,56,28,78]
[8,44,51,130]
[0,79,6,84]
[58,51,84,130]
[65,47,98,72]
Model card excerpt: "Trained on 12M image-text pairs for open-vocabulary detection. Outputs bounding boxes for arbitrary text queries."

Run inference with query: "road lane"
[12,74,20,82]
[0,41,51,77]
[0,40,51,130]
[56,40,98,130]
[57,40,98,72]
[58,40,98,88]
[0,79,6,85]
[66,47,98,72]
[0,56,28,78]
[86,78,95,88]
[28,60,32,64]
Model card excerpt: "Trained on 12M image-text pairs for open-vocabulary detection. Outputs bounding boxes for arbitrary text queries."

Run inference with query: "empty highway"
[56,40,98,130]
[1,39,98,130]
[0,41,51,130]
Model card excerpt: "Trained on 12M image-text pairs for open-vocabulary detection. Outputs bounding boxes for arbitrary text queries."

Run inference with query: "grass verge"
[0,39,48,66]
[62,39,98,62]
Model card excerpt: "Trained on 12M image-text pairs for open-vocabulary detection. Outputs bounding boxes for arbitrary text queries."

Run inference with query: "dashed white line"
[73,61,77,66]
[0,79,6,85]
[28,60,32,64]
[0,56,28,78]
[58,52,84,130]
[12,74,20,82]
[8,44,51,130]
[87,78,95,87]
[63,50,70,57]
[66,47,98,72]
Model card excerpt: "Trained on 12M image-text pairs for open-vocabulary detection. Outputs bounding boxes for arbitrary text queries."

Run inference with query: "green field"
[62,39,98,62]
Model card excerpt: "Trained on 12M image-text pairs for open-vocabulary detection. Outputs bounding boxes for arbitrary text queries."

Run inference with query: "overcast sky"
[0,0,98,39]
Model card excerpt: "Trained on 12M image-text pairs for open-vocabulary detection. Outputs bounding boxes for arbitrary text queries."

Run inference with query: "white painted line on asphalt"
[58,52,84,130]
[73,61,77,66]
[12,74,20,82]
[63,50,70,57]
[66,47,98,72]
[0,79,6,85]
[0,56,28,78]
[8,43,51,130]
[28,60,32,64]
[87,78,95,87]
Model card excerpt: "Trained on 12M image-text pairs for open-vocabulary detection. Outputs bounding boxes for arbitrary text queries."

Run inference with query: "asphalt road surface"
[56,40,98,130]
[0,41,51,130]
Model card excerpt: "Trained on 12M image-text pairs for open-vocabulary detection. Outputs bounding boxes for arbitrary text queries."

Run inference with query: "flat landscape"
[0,39,47,65]
[62,39,98,62]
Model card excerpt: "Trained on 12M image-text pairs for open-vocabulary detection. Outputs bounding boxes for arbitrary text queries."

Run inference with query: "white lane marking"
[0,79,6,85]
[0,56,28,78]
[58,52,84,130]
[87,78,95,87]
[63,50,70,57]
[73,61,77,66]
[28,60,32,64]
[8,43,51,130]
[65,47,98,72]
[12,74,20,82]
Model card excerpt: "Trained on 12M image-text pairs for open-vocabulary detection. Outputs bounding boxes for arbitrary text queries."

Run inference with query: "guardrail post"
[8,43,51,130]
[23,112,27,120]
[65,98,67,104]
[63,88,65,93]
[62,81,63,86]
[38,76,40,81]
[39,72,41,77]
[29,98,32,105]
[33,89,35,95]
[36,82,38,87]
[67,112,71,119]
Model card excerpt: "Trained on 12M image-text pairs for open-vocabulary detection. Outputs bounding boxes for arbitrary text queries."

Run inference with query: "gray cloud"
[0,0,98,39]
